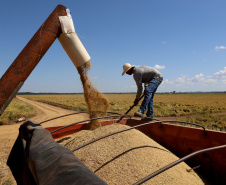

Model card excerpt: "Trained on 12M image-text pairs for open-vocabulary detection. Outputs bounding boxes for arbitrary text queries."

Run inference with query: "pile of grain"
[76,61,109,130]
[58,124,204,185]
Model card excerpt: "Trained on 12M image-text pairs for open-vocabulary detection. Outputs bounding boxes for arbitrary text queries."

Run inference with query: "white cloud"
[215,46,226,50]
[205,79,217,84]
[175,76,186,84]
[213,67,226,79]
[163,79,174,85]
[92,76,99,79]
[154,65,165,70]
[187,73,204,85]
[162,41,167,44]
[163,76,186,86]
[157,68,226,90]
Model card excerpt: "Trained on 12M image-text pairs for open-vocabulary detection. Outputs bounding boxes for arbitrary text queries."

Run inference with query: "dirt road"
[0,97,89,184]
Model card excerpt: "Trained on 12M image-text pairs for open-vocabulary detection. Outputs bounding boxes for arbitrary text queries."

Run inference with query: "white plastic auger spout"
[58,9,90,68]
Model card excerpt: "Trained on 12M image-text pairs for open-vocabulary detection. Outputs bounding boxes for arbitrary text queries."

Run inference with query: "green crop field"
[1,93,226,131]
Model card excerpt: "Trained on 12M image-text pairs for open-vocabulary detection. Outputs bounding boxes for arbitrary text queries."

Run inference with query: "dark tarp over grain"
[7,121,107,185]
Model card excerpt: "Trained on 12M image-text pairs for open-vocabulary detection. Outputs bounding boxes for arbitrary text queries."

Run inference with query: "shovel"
[116,93,145,123]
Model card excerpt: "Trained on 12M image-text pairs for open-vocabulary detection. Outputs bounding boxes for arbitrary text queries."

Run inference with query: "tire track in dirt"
[0,97,89,184]
[17,96,89,127]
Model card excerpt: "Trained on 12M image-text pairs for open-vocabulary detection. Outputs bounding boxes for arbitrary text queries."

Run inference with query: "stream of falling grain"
[77,61,109,130]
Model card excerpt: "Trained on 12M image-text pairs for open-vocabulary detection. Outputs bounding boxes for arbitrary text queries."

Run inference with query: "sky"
[0,0,226,93]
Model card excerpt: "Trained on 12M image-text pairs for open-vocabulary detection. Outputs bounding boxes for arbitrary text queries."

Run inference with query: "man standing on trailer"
[122,63,163,119]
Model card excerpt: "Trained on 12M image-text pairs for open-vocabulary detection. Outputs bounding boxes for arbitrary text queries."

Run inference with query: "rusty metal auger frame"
[0,5,67,115]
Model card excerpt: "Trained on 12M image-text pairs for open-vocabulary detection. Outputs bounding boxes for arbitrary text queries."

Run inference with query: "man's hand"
[134,98,139,106]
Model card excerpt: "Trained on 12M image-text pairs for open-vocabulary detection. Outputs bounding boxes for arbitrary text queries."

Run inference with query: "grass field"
[1,93,225,131]
[0,98,36,125]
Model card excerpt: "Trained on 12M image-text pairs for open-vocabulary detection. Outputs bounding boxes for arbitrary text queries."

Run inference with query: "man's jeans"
[139,77,163,118]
